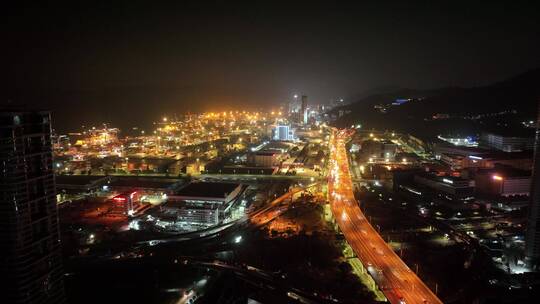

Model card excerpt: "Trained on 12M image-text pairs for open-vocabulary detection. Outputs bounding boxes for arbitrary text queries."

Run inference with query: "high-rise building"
[526,103,540,267]
[301,95,308,124]
[289,94,300,115]
[273,125,294,141]
[0,109,65,303]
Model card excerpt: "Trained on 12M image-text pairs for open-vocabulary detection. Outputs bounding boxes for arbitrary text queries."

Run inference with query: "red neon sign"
[113,196,126,202]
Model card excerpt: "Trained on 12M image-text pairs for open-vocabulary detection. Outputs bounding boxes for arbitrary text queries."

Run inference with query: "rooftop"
[483,127,535,138]
[164,200,220,209]
[253,151,278,156]
[55,175,109,186]
[416,172,470,183]
[477,151,533,160]
[175,182,241,199]
[108,177,182,190]
[477,166,531,178]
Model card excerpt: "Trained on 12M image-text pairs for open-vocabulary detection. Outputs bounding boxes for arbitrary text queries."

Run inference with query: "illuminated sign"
[442,178,454,184]
[468,155,483,160]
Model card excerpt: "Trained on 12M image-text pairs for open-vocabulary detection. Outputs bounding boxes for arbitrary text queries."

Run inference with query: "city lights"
[5,3,539,304]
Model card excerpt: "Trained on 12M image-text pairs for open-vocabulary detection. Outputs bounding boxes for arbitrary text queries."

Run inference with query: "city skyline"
[5,1,540,132]
[4,1,540,304]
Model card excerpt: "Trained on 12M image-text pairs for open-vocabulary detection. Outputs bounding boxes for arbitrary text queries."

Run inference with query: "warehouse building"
[161,182,243,227]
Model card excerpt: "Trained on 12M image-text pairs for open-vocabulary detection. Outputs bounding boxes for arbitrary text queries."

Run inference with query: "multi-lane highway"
[328,130,442,304]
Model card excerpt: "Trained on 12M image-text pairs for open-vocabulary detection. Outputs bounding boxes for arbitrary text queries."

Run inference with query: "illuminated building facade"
[273,125,295,141]
[481,132,534,152]
[110,191,141,216]
[475,168,531,197]
[163,182,242,227]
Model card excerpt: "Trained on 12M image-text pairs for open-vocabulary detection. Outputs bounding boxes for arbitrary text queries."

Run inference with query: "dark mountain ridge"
[333,68,540,139]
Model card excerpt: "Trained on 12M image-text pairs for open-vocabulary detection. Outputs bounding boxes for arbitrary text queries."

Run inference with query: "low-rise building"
[360,139,397,161]
[435,143,533,171]
[272,125,295,141]
[465,152,533,171]
[162,202,220,227]
[437,135,478,147]
[248,150,285,167]
[172,182,242,204]
[109,191,142,216]
[107,176,183,194]
[440,153,466,170]
[433,141,487,159]
[475,167,531,197]
[481,131,534,152]
[55,175,110,193]
[162,182,243,227]
[414,173,475,198]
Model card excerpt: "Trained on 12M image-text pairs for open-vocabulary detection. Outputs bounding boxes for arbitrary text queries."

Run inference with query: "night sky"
[5,1,540,131]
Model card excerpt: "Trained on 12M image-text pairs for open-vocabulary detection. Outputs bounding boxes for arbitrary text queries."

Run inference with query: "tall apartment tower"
[289,94,299,115]
[526,102,540,268]
[0,109,65,303]
[301,95,308,124]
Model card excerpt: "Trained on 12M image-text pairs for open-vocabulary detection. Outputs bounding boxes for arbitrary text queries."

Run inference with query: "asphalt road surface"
[328,130,442,304]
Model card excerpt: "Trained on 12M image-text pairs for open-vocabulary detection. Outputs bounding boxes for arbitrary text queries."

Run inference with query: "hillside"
[333,68,540,139]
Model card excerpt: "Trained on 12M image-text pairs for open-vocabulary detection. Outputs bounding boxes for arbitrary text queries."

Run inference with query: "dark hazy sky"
[4,1,540,129]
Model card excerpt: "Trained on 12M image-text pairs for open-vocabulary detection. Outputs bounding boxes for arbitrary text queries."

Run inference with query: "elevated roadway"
[328,130,442,304]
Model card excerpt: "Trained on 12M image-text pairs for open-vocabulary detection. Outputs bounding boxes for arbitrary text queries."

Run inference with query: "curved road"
[328,130,442,304]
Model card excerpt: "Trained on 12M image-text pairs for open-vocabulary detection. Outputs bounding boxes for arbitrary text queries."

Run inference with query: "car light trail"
[328,129,442,304]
